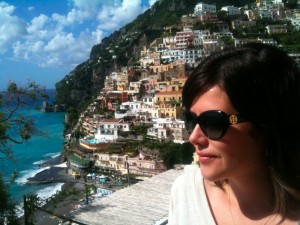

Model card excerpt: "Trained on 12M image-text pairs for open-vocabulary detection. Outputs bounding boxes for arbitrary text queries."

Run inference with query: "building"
[202,34,221,54]
[161,49,204,66]
[266,24,287,34]
[147,118,188,143]
[258,9,273,20]
[174,29,194,50]
[197,12,218,23]
[181,14,197,27]
[94,152,128,171]
[193,29,210,47]
[155,90,182,107]
[101,91,129,111]
[139,48,160,68]
[232,20,257,29]
[234,38,277,47]
[126,157,167,176]
[290,17,300,30]
[94,118,130,142]
[194,2,216,15]
[159,106,183,120]
[142,91,156,108]
[221,6,241,16]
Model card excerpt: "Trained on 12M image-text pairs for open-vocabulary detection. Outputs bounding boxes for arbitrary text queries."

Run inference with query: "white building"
[163,36,176,49]
[147,108,161,119]
[161,49,205,66]
[259,10,273,20]
[94,153,128,171]
[142,91,156,108]
[95,119,130,142]
[193,29,210,47]
[266,24,287,34]
[291,17,300,30]
[272,0,283,5]
[114,101,143,119]
[257,38,277,46]
[128,81,141,94]
[194,3,216,16]
[202,34,221,54]
[221,6,241,16]
[120,101,143,112]
[147,118,189,143]
[232,20,257,29]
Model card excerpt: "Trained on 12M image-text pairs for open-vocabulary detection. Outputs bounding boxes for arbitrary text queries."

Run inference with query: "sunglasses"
[183,110,249,140]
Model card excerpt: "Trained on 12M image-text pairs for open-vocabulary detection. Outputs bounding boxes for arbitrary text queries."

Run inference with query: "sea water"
[1,89,65,208]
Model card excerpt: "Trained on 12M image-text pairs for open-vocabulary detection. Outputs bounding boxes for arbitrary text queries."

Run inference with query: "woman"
[168,43,300,224]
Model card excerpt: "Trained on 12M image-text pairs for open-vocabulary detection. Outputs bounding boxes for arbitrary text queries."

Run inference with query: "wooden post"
[84,176,89,205]
[125,161,130,186]
[23,195,29,225]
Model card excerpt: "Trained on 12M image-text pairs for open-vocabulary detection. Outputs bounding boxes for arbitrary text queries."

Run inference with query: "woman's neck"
[205,167,274,219]
[227,177,274,218]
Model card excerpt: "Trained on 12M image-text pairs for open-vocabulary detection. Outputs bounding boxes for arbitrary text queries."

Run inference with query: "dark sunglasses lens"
[199,111,228,140]
[183,111,197,134]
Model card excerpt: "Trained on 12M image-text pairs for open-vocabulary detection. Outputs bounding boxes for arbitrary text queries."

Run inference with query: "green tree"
[161,142,194,169]
[217,10,229,22]
[0,174,19,225]
[0,81,47,224]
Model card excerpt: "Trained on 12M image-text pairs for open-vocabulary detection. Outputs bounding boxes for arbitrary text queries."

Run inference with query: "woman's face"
[189,85,266,182]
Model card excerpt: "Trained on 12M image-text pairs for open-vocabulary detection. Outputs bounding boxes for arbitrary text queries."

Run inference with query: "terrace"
[70,168,183,225]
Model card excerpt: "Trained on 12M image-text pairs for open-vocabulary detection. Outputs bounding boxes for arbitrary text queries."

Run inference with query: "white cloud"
[0,2,27,54]
[28,6,34,11]
[149,0,158,6]
[27,14,48,34]
[92,29,105,44]
[96,0,143,31]
[45,33,75,52]
[0,1,14,14]
[52,0,101,26]
[1,0,152,70]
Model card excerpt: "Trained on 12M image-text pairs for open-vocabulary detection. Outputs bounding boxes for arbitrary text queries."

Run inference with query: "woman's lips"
[197,151,218,163]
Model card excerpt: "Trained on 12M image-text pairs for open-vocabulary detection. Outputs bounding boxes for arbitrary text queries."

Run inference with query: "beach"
[24,182,86,225]
[19,155,86,225]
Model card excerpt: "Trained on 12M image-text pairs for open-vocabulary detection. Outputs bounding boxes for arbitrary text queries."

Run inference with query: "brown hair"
[183,43,300,220]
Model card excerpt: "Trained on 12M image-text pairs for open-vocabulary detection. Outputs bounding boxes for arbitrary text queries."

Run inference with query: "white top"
[168,165,215,225]
[168,165,300,225]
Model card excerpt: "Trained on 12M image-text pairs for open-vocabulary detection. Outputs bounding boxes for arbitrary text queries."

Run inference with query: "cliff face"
[55,0,254,110]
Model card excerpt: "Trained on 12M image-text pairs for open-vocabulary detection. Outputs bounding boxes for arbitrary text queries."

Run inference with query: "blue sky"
[0,0,157,90]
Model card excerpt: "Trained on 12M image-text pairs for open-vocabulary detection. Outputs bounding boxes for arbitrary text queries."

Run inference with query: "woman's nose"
[188,124,209,145]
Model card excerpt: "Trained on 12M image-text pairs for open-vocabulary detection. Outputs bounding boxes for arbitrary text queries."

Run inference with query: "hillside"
[55,0,255,112]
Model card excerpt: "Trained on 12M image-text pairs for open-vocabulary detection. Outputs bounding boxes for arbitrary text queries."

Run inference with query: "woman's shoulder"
[171,165,201,190]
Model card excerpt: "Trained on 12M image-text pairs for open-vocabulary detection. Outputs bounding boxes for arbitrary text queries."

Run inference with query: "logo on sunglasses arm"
[229,115,238,124]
